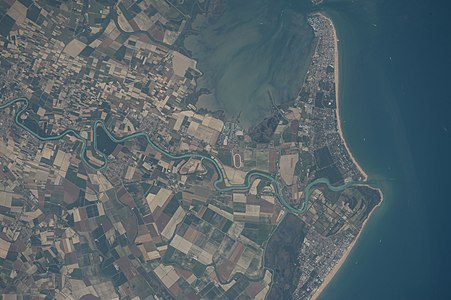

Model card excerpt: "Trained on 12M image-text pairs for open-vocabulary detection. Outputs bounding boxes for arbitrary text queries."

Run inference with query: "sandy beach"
[311,188,383,300]
[310,13,383,300]
[326,12,369,182]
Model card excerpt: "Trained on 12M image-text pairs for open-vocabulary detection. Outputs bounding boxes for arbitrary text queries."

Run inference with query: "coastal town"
[0,0,381,299]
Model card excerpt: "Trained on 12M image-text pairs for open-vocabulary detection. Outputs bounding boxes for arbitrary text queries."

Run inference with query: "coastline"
[310,13,384,300]
[320,12,369,181]
[311,189,384,300]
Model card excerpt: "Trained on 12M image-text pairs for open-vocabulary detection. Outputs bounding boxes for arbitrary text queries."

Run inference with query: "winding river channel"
[0,97,363,214]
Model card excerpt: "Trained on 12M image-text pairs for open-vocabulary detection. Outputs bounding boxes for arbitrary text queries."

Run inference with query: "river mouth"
[184,0,315,129]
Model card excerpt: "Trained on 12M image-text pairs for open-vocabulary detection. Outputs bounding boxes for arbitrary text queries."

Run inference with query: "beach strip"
[311,188,383,299]
[320,12,369,181]
[310,12,383,299]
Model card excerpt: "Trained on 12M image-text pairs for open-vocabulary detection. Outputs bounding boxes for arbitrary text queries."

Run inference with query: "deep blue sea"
[186,0,451,298]
[319,0,451,299]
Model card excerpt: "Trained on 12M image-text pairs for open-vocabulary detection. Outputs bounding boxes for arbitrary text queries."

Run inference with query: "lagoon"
[184,0,315,128]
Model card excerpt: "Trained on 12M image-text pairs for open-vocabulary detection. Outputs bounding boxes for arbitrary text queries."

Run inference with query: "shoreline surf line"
[309,12,384,299]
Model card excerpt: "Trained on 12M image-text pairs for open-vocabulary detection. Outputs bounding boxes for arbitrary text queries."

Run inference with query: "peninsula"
[291,13,383,299]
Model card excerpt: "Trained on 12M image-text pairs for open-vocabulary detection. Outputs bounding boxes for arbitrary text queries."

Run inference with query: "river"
[184,0,451,298]
[3,0,451,297]
[1,97,364,216]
